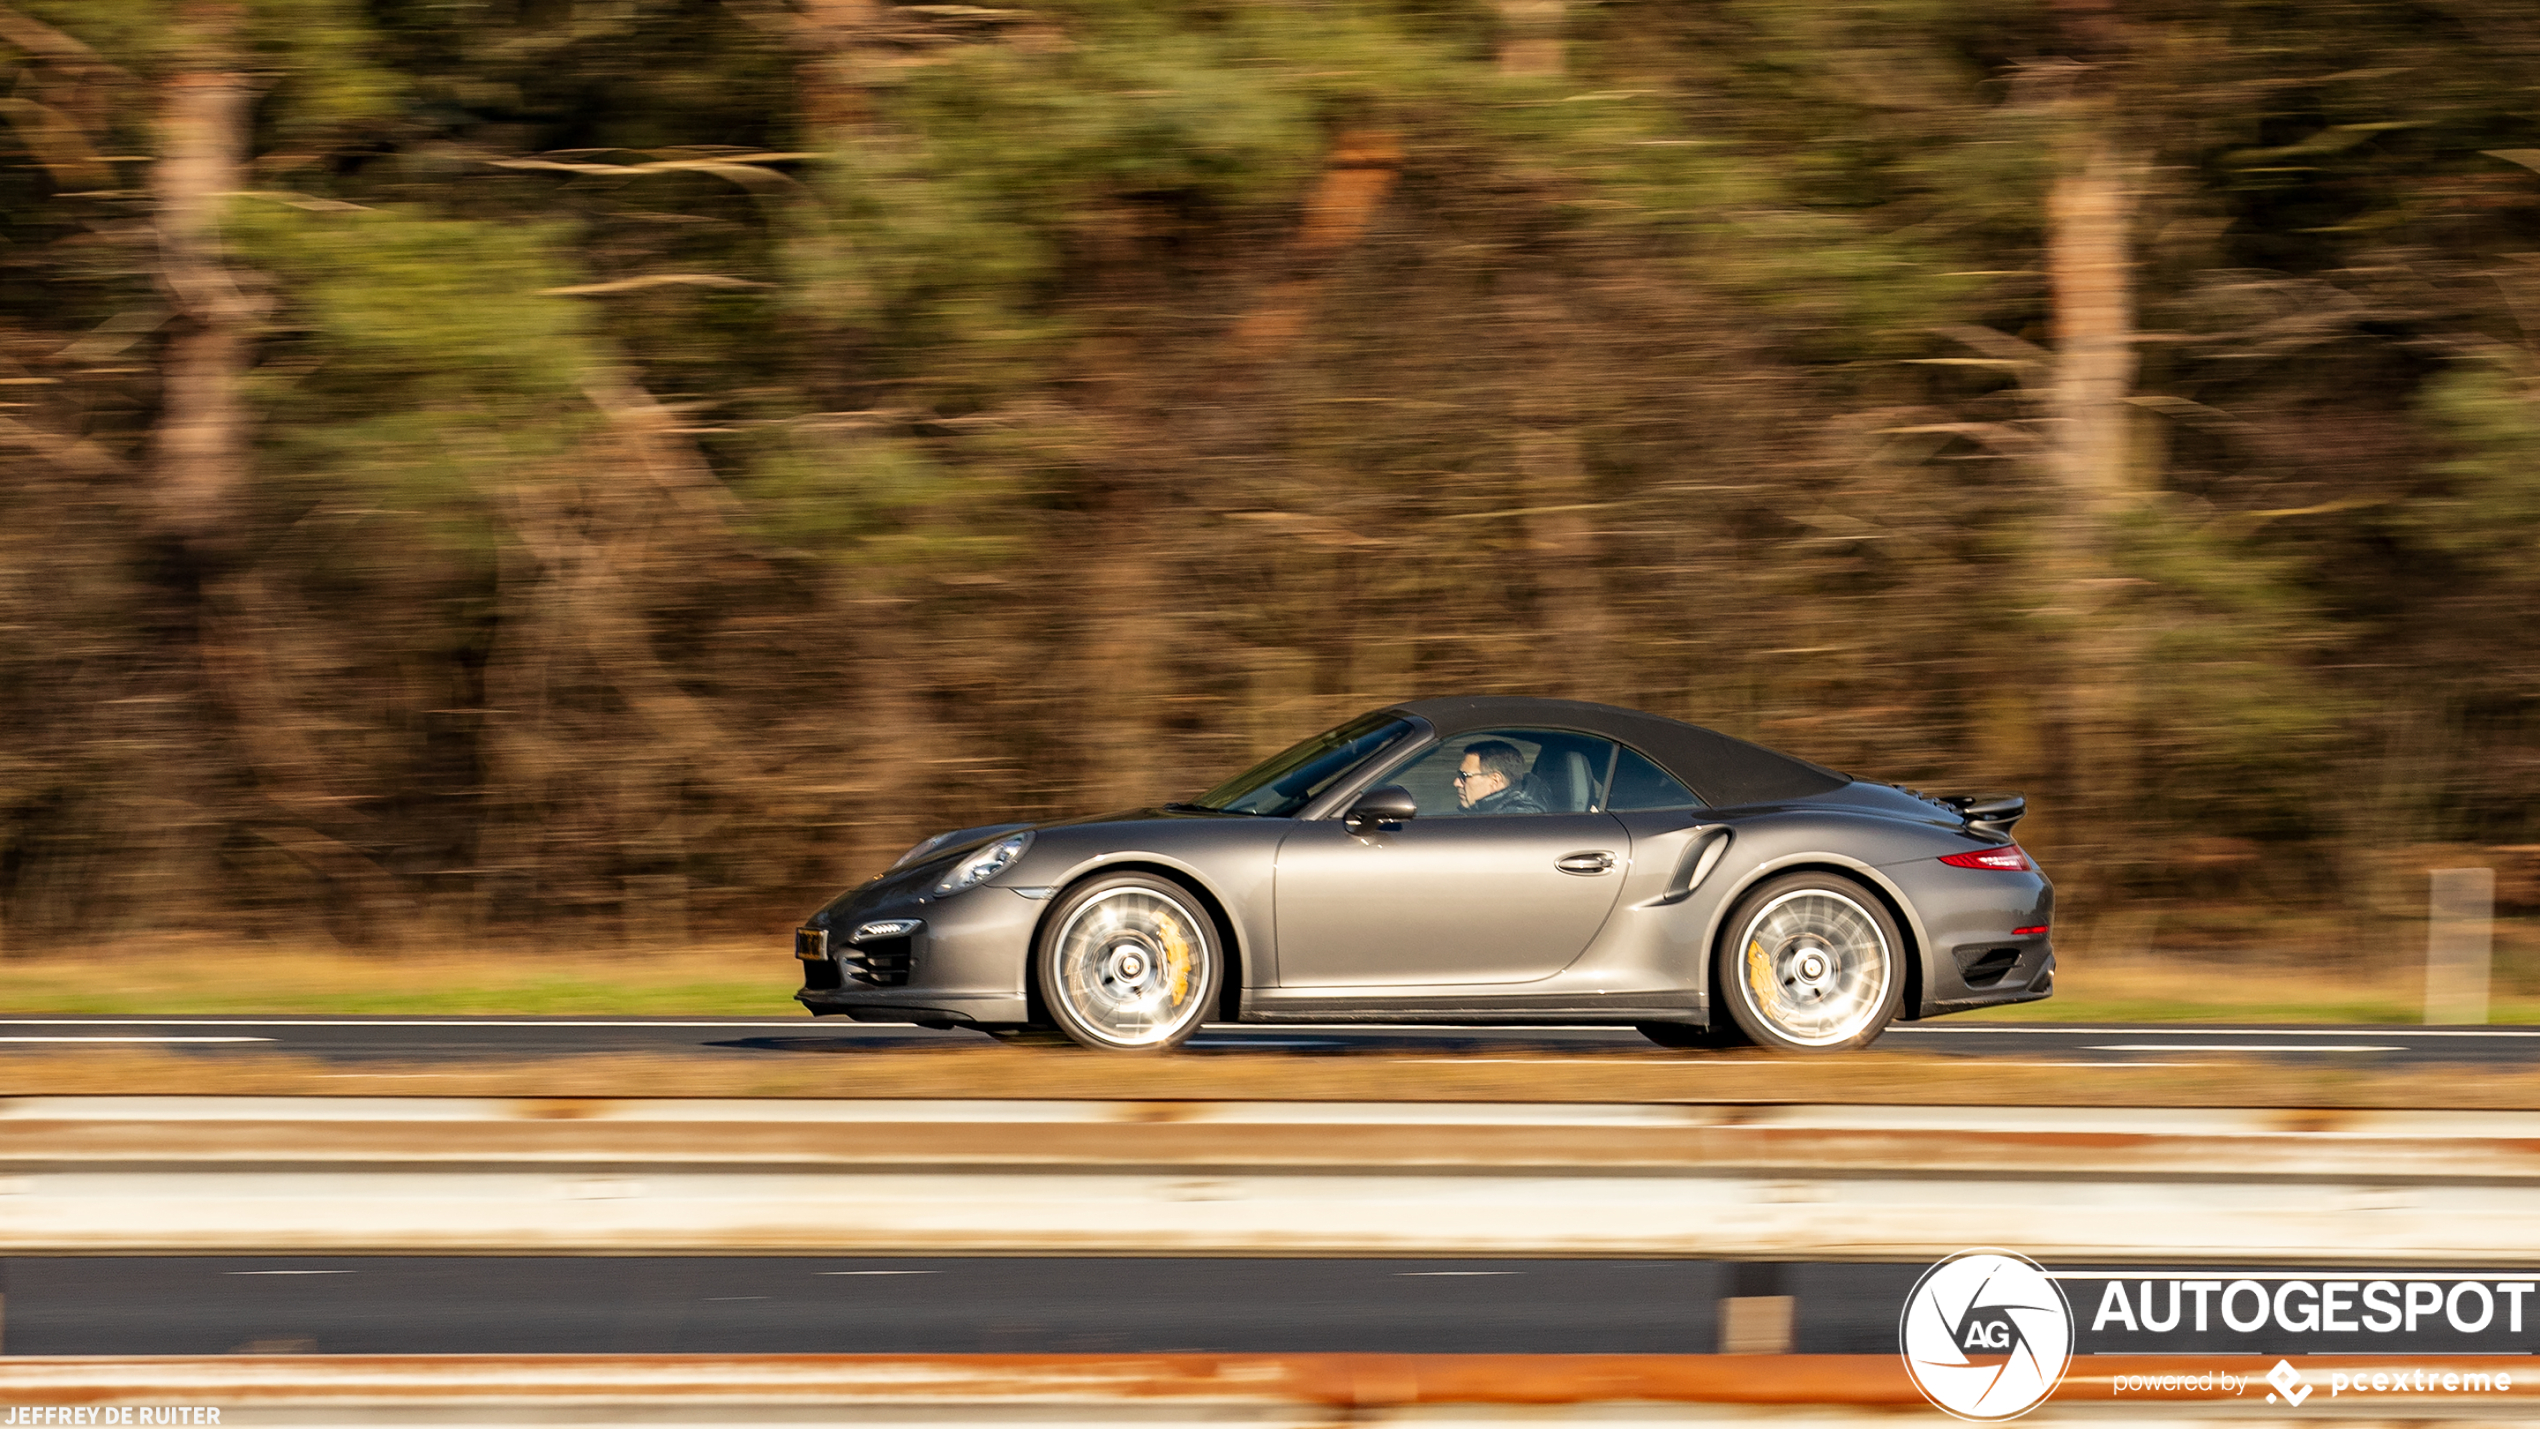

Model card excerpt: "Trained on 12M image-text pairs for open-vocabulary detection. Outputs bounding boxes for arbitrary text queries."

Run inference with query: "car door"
[1273,729,1631,987]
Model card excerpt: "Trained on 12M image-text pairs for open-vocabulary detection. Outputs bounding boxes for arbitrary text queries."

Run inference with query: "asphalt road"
[51,1249,2540,1367]
[0,1015,2530,1066]
[0,1256,1907,1355]
[8,1256,2519,1358]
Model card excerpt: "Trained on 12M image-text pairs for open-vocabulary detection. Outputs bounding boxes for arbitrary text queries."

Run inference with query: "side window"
[1606,745,1703,810]
[1381,729,1618,816]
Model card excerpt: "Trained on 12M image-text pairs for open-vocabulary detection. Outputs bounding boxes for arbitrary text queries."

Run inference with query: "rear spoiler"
[1940,793,2026,839]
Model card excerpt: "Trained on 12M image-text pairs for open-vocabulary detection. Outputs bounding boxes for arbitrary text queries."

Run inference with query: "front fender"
[996,826,1279,991]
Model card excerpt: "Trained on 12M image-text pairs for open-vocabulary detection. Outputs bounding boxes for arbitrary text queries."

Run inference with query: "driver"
[1454,740,1547,815]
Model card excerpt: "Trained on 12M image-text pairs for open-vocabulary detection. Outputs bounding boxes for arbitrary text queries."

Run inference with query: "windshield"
[1190,714,1417,816]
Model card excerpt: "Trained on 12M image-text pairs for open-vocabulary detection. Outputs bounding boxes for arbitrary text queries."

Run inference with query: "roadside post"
[2424,867,2496,1026]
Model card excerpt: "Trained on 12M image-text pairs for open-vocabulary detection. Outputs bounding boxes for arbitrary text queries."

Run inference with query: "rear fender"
[1691,814,1941,1023]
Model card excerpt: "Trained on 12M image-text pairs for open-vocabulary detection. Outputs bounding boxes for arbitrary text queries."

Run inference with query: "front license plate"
[795,927,830,961]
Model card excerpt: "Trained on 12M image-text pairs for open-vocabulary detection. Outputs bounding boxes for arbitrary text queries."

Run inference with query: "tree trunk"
[2046,140,2137,545]
[793,0,881,138]
[151,32,253,548]
[1230,131,1402,362]
[1081,491,1168,811]
[1496,0,1566,78]
[1515,427,1608,698]
[2041,137,2142,858]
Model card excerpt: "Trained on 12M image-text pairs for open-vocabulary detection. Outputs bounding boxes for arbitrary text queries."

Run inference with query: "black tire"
[1636,1020,1749,1051]
[1034,871,1223,1052]
[1714,871,1906,1053]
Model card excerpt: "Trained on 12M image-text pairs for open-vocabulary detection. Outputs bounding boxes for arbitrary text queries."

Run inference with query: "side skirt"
[1241,994,1705,1027]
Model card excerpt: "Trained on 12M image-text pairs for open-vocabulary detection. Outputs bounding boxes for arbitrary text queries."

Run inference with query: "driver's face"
[1454,755,1507,809]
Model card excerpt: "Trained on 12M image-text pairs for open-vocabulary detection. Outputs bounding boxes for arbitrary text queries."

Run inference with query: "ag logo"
[1899,1249,2074,1421]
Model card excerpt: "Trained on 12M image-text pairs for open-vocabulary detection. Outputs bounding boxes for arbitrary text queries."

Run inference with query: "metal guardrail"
[6,1353,2537,1420]
[3,1097,2538,1262]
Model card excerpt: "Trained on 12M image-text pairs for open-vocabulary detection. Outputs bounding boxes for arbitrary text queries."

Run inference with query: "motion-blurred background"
[2,0,2535,968]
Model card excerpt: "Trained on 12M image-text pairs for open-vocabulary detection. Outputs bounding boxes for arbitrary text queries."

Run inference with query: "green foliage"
[12,0,170,71]
[2418,358,2540,573]
[741,428,1007,567]
[229,201,604,551]
[16,0,399,133]
[2118,502,2343,834]
[20,0,2540,940]
[797,3,1373,393]
[243,0,403,140]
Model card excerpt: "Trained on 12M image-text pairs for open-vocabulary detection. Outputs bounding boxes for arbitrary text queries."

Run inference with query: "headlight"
[890,831,963,872]
[933,832,1031,896]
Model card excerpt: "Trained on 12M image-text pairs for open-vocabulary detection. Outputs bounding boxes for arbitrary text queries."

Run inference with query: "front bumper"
[794,870,1043,1027]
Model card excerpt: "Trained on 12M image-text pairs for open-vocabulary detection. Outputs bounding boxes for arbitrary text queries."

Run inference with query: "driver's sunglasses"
[1451,769,1488,783]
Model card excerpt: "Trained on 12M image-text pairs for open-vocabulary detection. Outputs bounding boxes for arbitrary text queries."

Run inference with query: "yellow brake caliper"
[1746,938,1773,1004]
[1160,920,1192,1004]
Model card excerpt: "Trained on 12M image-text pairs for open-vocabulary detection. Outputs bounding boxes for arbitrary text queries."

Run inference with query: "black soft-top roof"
[1389,696,1850,808]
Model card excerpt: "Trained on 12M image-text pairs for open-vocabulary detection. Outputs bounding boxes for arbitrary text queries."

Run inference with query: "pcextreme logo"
[1899,1250,2075,1420]
[2265,1358,2312,1406]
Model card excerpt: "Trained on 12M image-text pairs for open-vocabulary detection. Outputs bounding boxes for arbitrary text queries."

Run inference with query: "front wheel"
[1714,872,1905,1053]
[1035,872,1223,1052]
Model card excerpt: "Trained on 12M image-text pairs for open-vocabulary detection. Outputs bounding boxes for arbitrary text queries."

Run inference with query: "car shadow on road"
[706,1035,967,1054]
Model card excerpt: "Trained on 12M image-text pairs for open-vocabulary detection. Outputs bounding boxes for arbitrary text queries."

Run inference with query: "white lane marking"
[227,1270,353,1276]
[1398,1271,1523,1276]
[2055,1271,2520,1282]
[1942,1060,2205,1067]
[0,1016,2512,1037]
[1402,1056,2221,1066]
[1403,1058,1635,1064]
[0,1036,272,1044]
[706,1296,770,1301]
[0,1018,1631,1034]
[0,1020,831,1029]
[819,1270,937,1276]
[1211,1024,1639,1035]
[1895,1025,2540,1039]
[2089,1044,2403,1053]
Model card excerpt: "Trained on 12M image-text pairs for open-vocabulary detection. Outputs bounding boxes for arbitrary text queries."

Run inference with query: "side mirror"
[1344,785,1418,834]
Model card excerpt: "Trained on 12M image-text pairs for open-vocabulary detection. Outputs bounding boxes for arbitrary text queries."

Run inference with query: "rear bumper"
[1892,862,2056,1017]
[1927,946,2055,1014]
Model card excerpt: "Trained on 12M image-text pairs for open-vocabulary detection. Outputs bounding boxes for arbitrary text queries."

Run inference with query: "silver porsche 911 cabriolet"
[793,696,2053,1053]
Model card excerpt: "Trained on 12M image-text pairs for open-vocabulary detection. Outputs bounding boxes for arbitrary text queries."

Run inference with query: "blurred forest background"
[3,0,2538,957]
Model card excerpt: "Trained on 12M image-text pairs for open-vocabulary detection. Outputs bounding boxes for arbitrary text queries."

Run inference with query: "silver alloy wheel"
[1731,887,1893,1048]
[1046,884,1212,1048]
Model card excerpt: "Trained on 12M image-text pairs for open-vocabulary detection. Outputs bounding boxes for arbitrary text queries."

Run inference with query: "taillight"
[1939,845,2031,871]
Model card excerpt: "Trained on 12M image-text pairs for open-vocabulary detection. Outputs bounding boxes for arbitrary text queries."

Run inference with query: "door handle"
[1556,851,1616,876]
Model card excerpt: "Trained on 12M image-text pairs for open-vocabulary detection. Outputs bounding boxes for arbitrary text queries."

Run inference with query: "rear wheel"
[1035,872,1222,1052]
[1715,872,1904,1053]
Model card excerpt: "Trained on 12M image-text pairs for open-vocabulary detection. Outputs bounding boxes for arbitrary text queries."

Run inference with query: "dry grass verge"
[5,1042,2540,1110]
[3,934,2534,1024]
[0,937,793,1015]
